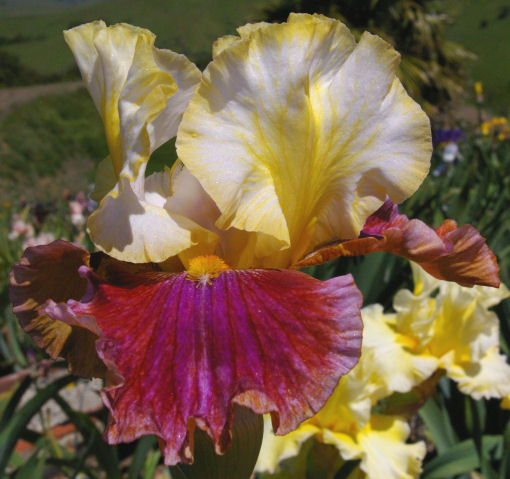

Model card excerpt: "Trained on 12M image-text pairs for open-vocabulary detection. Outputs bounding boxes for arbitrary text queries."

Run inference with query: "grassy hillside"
[0,0,270,203]
[0,0,108,16]
[0,0,268,75]
[443,0,510,113]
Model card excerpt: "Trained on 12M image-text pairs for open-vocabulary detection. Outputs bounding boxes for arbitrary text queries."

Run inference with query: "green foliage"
[441,0,510,114]
[0,88,107,204]
[0,88,106,179]
[418,380,509,479]
[0,49,51,87]
[0,375,75,472]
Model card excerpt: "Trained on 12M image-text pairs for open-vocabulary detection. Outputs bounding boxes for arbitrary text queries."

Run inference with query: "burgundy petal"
[46,267,362,465]
[9,240,106,378]
[296,199,500,287]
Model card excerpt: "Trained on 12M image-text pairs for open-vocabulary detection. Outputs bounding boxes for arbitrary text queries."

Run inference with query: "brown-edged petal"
[295,199,500,288]
[43,265,362,465]
[9,240,105,378]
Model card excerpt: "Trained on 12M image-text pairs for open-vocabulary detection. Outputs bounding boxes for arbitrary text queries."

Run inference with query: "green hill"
[0,0,268,75]
[443,0,510,113]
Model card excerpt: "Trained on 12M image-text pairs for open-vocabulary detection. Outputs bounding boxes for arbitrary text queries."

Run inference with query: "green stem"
[171,405,264,479]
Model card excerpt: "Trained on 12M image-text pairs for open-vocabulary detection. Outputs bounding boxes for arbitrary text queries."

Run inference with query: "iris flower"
[256,268,510,478]
[10,14,499,465]
[256,305,427,479]
[367,263,510,400]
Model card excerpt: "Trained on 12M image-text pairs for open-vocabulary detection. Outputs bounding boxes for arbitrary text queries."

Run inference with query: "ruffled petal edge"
[295,199,500,288]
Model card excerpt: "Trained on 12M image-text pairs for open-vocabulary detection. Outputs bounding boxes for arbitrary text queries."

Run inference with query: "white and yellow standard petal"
[177,13,431,265]
[64,21,200,180]
[86,176,218,264]
[65,21,208,263]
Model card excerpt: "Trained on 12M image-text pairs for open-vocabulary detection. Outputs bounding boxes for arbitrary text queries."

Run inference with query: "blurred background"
[0,1,509,478]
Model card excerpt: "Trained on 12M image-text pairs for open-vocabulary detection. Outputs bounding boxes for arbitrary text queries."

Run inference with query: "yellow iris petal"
[323,415,426,479]
[65,21,207,263]
[362,304,438,394]
[389,264,510,401]
[447,346,510,400]
[255,415,319,474]
[65,21,177,179]
[177,13,431,265]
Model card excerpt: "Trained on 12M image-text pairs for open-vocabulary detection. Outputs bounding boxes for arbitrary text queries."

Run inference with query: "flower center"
[186,255,230,286]
[396,333,419,352]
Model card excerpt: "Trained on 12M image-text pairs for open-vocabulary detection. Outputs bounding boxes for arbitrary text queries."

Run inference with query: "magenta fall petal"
[44,265,362,465]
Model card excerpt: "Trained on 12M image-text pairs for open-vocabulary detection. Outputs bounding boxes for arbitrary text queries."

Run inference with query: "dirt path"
[0,80,83,114]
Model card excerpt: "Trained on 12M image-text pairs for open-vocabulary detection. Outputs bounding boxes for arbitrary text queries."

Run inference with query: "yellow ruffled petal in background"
[322,415,426,479]
[393,270,439,345]
[389,263,510,402]
[177,13,430,266]
[255,415,319,474]
[427,279,508,366]
[362,304,438,394]
[446,346,510,400]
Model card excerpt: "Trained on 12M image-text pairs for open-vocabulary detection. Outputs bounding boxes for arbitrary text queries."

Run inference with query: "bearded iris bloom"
[255,269,510,479]
[10,14,500,466]
[256,308,428,479]
[370,263,510,400]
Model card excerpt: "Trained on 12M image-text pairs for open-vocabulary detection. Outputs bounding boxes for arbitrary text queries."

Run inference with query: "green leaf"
[0,374,31,430]
[53,394,121,479]
[419,397,458,454]
[334,460,361,479]
[174,406,263,479]
[7,450,26,469]
[4,310,28,367]
[306,441,342,479]
[46,458,101,479]
[0,374,74,473]
[467,397,496,479]
[127,436,158,479]
[498,421,510,479]
[169,465,189,479]
[143,449,161,479]
[422,435,503,478]
[13,446,46,479]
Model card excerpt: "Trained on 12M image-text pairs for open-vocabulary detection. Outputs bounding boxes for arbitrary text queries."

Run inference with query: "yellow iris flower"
[255,265,510,478]
[64,14,431,269]
[255,308,426,479]
[349,263,510,408]
[12,12,502,468]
